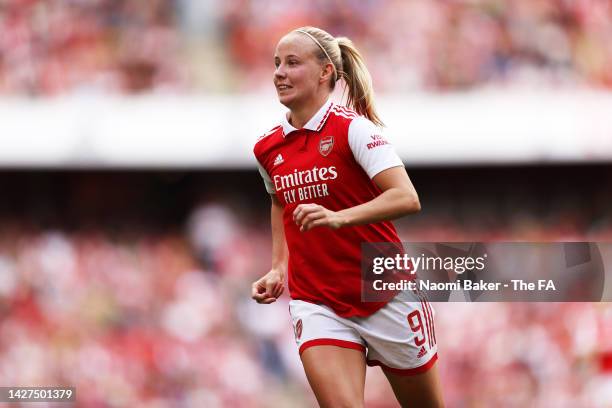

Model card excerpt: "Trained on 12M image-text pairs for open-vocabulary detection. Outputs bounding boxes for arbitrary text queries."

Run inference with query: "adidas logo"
[273,154,284,166]
[417,346,427,359]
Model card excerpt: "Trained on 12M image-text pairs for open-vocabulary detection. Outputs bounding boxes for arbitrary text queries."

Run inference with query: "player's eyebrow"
[275,54,300,59]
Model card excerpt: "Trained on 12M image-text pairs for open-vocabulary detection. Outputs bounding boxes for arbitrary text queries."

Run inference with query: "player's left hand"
[293,203,344,232]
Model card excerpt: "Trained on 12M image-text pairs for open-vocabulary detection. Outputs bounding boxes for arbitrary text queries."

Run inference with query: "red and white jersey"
[254,99,404,318]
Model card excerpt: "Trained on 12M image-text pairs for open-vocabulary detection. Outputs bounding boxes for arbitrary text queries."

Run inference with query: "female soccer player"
[251,26,444,407]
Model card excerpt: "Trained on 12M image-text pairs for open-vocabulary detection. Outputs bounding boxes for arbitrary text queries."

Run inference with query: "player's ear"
[320,63,334,84]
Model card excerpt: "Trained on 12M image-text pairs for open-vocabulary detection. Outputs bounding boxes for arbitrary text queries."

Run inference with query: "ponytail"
[292,27,384,127]
[337,37,384,127]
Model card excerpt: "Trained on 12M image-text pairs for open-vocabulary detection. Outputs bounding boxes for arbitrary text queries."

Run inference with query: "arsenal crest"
[295,319,303,340]
[319,136,334,156]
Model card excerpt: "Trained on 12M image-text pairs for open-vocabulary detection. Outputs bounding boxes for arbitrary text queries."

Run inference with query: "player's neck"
[289,94,329,129]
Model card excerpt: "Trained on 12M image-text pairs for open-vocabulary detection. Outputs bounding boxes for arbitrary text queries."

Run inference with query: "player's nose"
[274,64,287,79]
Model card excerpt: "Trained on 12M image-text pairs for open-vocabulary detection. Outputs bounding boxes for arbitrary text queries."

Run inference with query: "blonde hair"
[293,26,384,127]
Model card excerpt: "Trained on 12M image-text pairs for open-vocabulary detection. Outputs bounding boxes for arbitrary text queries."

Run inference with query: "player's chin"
[277,91,297,107]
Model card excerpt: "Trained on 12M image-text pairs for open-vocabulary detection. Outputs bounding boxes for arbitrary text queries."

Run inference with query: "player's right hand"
[251,269,285,304]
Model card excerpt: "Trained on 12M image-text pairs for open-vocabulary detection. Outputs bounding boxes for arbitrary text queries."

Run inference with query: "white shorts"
[289,290,438,375]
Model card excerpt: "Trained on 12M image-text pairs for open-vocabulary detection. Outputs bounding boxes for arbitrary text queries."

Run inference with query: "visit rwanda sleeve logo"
[367,134,390,149]
[319,136,334,156]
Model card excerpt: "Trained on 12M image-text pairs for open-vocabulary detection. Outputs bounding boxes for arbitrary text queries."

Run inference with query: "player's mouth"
[277,84,292,91]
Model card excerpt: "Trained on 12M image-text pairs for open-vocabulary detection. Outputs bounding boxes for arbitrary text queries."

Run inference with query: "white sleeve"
[348,116,404,179]
[256,159,276,194]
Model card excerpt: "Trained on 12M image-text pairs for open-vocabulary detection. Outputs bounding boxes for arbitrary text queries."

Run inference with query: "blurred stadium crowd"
[1,0,611,95]
[0,169,611,407]
[1,0,612,406]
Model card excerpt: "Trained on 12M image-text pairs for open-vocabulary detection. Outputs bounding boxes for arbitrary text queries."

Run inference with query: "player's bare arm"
[293,167,420,232]
[251,194,287,303]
